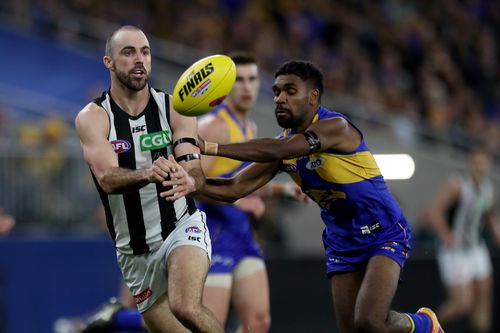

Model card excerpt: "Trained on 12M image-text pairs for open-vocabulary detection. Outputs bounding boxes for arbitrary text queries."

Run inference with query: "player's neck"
[226,100,249,124]
[293,106,320,133]
[110,84,150,116]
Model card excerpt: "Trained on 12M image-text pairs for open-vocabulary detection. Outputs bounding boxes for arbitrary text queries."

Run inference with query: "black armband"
[176,153,201,163]
[174,137,199,148]
[303,131,321,153]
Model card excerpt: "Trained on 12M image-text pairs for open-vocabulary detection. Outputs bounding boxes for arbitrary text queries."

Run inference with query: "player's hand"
[149,155,175,183]
[159,155,196,201]
[235,196,266,219]
[282,183,309,203]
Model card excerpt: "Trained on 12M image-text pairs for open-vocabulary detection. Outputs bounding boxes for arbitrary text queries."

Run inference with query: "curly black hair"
[274,60,324,101]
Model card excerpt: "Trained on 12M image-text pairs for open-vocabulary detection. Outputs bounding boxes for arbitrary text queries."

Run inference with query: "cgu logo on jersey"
[140,130,172,152]
[178,63,215,102]
[306,157,324,170]
[111,140,131,153]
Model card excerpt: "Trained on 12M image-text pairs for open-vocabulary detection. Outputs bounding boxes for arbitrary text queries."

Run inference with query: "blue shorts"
[206,216,264,274]
[324,218,411,278]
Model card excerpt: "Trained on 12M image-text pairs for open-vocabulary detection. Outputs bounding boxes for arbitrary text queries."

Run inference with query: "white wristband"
[205,141,218,155]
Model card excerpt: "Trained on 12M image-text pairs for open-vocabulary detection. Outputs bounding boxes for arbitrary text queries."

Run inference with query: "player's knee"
[241,312,271,333]
[168,298,199,325]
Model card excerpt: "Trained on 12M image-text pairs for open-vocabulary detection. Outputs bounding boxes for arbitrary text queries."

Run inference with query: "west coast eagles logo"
[306,157,324,170]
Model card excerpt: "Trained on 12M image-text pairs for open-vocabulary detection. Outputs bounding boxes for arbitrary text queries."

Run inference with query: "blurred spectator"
[0,208,15,236]
[1,0,498,155]
[5,116,100,230]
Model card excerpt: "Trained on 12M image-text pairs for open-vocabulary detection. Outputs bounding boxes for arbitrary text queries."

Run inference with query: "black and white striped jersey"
[448,174,494,248]
[92,87,197,255]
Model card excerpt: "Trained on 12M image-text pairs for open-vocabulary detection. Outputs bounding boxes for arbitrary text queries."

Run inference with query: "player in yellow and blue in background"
[197,52,306,333]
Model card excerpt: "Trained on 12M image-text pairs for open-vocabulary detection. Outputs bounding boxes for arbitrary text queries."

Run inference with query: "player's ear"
[103,55,113,70]
[309,88,320,105]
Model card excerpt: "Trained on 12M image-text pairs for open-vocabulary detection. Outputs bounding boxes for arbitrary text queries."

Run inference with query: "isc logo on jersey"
[140,130,172,152]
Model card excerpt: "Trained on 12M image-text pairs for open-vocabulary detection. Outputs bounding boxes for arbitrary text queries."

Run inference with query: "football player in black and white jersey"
[424,146,500,333]
[75,25,223,333]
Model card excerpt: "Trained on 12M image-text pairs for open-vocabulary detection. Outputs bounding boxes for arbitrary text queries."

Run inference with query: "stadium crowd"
[2,0,499,155]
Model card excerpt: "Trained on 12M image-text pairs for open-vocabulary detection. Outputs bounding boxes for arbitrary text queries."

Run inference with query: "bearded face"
[114,63,149,91]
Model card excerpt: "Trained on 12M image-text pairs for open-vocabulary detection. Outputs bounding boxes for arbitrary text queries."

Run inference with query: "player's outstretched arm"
[200,116,361,162]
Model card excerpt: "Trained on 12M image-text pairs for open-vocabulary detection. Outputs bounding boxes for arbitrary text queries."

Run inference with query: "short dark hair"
[105,25,143,57]
[228,51,256,66]
[275,60,324,99]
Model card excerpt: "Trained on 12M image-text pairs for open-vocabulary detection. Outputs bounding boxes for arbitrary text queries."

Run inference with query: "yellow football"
[172,54,236,116]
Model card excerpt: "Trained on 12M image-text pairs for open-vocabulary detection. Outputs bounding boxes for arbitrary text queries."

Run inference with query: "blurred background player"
[423,146,500,333]
[197,52,306,333]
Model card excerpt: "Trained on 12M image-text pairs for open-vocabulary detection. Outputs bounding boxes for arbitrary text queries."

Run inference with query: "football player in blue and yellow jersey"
[162,60,444,333]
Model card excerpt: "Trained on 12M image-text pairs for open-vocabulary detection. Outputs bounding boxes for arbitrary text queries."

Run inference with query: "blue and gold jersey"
[197,104,259,245]
[280,107,405,249]
[205,104,255,178]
